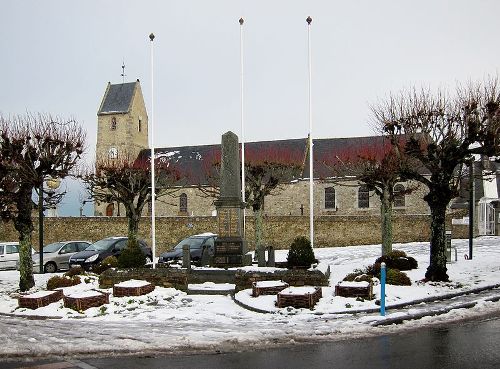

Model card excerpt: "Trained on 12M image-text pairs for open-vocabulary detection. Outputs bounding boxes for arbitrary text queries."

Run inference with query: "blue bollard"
[380,262,386,316]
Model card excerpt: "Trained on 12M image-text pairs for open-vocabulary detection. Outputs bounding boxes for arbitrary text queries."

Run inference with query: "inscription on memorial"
[218,208,239,237]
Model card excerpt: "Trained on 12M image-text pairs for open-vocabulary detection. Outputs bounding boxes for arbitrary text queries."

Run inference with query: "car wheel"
[145,256,152,264]
[44,262,57,273]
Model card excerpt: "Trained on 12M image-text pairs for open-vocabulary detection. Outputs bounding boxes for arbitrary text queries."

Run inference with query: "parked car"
[32,241,91,273]
[68,237,152,270]
[158,233,217,264]
[1,242,36,271]
[0,242,21,271]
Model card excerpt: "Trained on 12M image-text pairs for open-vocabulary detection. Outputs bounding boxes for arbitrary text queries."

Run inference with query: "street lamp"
[38,176,61,273]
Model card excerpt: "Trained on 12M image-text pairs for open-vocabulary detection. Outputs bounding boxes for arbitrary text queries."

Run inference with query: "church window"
[358,185,369,208]
[325,187,336,209]
[111,117,117,130]
[394,184,406,207]
[138,118,142,132]
[180,193,188,213]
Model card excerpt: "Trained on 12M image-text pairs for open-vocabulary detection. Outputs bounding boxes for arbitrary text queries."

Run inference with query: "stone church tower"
[96,80,148,163]
[95,80,149,215]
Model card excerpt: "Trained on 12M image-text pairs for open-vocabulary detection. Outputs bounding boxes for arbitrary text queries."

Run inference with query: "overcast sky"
[1,0,499,215]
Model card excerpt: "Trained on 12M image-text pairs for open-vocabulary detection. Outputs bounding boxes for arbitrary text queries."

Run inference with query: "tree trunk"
[14,185,35,291]
[253,207,265,266]
[425,202,449,281]
[126,207,140,248]
[381,189,393,256]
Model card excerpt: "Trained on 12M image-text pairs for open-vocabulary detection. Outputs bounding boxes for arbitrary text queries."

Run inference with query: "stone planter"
[113,280,155,297]
[252,280,289,297]
[277,286,322,309]
[335,281,373,299]
[63,290,110,311]
[18,290,63,309]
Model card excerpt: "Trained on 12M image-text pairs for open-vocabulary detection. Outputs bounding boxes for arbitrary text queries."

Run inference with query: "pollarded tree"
[325,139,418,255]
[371,78,500,281]
[83,154,182,255]
[243,147,303,265]
[0,113,85,291]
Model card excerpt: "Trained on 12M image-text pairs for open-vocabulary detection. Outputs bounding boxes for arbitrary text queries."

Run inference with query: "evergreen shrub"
[118,240,146,268]
[286,236,316,268]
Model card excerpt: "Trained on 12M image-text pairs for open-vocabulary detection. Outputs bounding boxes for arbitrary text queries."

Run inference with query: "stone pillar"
[213,131,251,267]
[182,244,191,270]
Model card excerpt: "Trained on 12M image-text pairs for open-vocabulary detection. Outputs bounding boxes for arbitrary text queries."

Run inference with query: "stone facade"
[152,179,430,217]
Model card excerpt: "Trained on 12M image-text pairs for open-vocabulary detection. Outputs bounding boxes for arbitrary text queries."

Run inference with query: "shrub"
[64,266,85,277]
[375,251,418,271]
[47,275,81,290]
[342,269,373,283]
[118,239,146,268]
[344,263,412,287]
[385,268,412,286]
[286,236,316,268]
[91,256,119,274]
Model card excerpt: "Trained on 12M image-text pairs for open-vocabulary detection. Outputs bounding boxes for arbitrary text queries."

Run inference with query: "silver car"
[0,242,21,270]
[33,241,91,273]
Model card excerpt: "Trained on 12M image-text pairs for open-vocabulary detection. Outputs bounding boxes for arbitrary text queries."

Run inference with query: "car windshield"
[173,237,205,250]
[42,242,65,253]
[85,238,119,252]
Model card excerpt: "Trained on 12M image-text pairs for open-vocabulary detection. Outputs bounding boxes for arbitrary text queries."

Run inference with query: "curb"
[372,294,500,326]
[231,283,500,315]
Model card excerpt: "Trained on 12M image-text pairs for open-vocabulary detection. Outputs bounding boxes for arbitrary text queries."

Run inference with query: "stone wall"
[0,212,468,252]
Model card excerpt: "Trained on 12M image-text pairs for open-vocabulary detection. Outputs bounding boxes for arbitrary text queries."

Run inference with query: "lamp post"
[38,176,60,273]
[149,32,157,269]
[306,16,314,248]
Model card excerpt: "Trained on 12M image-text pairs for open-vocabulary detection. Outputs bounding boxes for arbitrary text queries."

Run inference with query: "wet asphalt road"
[3,312,500,369]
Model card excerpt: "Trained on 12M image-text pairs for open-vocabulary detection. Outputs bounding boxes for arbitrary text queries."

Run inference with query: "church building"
[94,80,499,235]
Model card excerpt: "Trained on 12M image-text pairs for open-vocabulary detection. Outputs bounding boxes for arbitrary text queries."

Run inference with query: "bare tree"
[371,78,500,281]
[83,154,182,251]
[324,138,418,255]
[0,113,85,291]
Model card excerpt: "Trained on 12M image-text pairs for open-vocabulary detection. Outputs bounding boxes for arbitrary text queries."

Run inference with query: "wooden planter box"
[252,280,289,297]
[113,281,155,297]
[335,281,373,299]
[63,291,110,311]
[277,286,322,309]
[18,290,63,309]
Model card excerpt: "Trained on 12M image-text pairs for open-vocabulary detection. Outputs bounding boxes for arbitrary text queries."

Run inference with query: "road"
[2,312,499,369]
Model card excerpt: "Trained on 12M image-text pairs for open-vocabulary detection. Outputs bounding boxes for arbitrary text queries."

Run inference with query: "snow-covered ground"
[0,237,499,358]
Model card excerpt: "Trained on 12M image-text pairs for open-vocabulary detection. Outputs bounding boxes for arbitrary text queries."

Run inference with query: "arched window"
[180,193,188,213]
[105,203,114,216]
[111,117,117,130]
[394,184,406,207]
[325,187,336,209]
[358,185,369,208]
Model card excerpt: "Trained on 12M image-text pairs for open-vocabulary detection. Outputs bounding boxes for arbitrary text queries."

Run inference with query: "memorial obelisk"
[213,131,251,267]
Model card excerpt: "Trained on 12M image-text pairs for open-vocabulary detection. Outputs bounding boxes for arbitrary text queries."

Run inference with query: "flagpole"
[149,32,157,269]
[239,17,246,237]
[306,16,314,248]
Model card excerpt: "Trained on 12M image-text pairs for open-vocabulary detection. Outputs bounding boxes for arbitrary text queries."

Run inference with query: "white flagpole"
[149,33,157,269]
[306,16,314,248]
[239,17,246,237]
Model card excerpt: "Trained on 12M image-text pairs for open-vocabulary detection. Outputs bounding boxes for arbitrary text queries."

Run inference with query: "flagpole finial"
[306,16,312,25]
[239,17,244,25]
[149,33,155,42]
